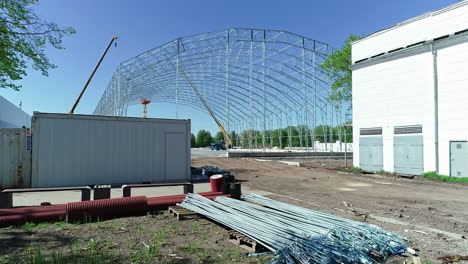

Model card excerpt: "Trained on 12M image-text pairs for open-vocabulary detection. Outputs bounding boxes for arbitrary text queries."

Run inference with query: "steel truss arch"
[94,28,350,151]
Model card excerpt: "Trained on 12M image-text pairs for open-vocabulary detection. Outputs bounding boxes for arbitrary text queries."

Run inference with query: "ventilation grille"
[394,125,422,134]
[360,127,382,136]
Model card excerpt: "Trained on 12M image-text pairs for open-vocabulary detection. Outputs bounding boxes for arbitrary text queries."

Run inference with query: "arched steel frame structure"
[94,28,349,151]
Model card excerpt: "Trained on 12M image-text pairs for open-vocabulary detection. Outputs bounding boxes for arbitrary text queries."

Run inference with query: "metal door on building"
[359,136,383,171]
[450,141,468,178]
[393,135,424,175]
[164,132,189,182]
[0,128,31,188]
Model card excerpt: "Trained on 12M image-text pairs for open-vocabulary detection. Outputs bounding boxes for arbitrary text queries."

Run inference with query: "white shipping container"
[31,113,191,188]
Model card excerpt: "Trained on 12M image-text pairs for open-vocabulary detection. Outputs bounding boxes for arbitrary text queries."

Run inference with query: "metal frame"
[94,28,350,152]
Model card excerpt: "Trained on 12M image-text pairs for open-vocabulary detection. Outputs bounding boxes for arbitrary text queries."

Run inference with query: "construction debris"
[179,193,409,264]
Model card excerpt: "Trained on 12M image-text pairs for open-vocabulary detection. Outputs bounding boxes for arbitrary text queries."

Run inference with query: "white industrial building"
[0,95,30,128]
[352,1,468,177]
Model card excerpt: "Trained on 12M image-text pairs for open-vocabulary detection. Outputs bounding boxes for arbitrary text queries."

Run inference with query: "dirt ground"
[0,212,268,264]
[192,158,468,263]
[1,157,467,264]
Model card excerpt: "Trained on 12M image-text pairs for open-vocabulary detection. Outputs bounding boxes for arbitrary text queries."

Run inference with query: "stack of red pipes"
[0,191,225,228]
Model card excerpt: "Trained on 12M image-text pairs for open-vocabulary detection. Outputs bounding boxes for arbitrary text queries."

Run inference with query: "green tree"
[196,129,213,147]
[320,35,360,108]
[190,133,196,147]
[314,125,334,143]
[229,131,237,146]
[214,131,224,143]
[0,0,75,90]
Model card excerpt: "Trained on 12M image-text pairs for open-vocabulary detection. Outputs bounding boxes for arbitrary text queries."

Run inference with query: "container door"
[393,135,424,175]
[164,132,188,182]
[0,128,31,188]
[450,141,468,178]
[359,136,383,171]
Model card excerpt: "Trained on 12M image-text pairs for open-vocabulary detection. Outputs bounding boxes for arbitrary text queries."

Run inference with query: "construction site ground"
[193,157,468,263]
[0,155,466,263]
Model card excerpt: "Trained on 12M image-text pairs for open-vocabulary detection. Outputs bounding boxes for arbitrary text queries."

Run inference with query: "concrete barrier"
[227,151,353,159]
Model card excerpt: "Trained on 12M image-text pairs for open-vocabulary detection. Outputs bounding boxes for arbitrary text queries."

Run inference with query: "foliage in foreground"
[420,171,468,183]
[0,0,75,90]
[320,34,360,109]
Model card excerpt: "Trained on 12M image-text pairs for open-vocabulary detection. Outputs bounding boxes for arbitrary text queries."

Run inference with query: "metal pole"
[69,36,118,114]
[302,38,309,152]
[225,32,231,150]
[431,43,440,175]
[312,51,317,151]
[249,30,254,151]
[345,126,347,167]
[175,39,180,118]
[262,30,267,152]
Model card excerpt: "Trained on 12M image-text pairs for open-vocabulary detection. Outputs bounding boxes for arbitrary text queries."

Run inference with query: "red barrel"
[210,175,224,192]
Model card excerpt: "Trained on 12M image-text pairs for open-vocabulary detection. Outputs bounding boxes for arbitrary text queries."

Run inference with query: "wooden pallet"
[168,206,200,221]
[227,230,266,253]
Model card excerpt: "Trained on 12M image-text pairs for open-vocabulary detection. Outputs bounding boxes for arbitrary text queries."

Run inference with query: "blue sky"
[1,0,459,134]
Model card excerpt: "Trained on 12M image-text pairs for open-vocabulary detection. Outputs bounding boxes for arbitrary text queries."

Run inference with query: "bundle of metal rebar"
[178,193,407,264]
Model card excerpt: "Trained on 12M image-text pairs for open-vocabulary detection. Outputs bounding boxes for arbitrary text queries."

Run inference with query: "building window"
[360,127,382,136]
[394,125,422,134]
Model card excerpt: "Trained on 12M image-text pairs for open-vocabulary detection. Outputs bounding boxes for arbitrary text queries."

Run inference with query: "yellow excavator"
[179,67,232,147]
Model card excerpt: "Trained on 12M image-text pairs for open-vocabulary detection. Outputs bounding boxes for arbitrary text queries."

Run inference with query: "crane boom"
[69,36,118,114]
[179,67,232,146]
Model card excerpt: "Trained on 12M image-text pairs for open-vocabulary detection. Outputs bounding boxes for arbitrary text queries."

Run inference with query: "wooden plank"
[227,230,263,253]
[168,206,200,221]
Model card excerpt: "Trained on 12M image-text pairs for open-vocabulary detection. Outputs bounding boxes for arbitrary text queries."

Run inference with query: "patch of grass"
[190,221,200,233]
[378,170,397,175]
[131,248,144,263]
[52,221,66,228]
[256,255,272,264]
[146,243,161,259]
[137,225,144,235]
[224,247,241,261]
[337,166,363,173]
[196,250,210,262]
[21,243,115,264]
[21,221,67,232]
[153,228,166,245]
[21,222,37,232]
[199,229,207,240]
[185,242,198,254]
[420,171,468,182]
[168,221,181,234]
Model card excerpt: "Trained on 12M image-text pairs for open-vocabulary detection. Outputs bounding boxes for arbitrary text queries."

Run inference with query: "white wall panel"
[352,2,468,62]
[437,41,468,175]
[31,113,191,188]
[353,52,435,172]
[0,95,31,128]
